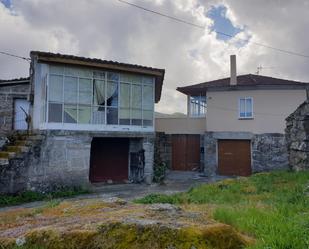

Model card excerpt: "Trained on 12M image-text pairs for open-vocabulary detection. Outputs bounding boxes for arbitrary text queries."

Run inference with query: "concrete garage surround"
[203,131,289,176]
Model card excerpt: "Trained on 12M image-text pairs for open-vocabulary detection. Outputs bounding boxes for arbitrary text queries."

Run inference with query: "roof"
[30,51,165,103]
[177,74,309,96]
[0,77,30,86]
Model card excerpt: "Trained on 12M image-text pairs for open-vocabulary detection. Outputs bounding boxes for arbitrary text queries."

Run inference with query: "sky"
[0,0,309,114]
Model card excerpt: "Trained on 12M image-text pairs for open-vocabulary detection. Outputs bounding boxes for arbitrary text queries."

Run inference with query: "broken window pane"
[64,104,77,123]
[107,107,118,125]
[49,75,63,102]
[64,77,78,104]
[48,103,62,123]
[106,81,118,107]
[79,78,92,104]
[78,105,91,124]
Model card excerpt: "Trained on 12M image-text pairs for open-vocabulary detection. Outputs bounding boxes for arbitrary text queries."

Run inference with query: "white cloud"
[0,0,308,114]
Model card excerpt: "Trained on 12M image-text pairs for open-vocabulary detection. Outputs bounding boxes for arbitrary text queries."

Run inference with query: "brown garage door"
[172,134,200,171]
[89,138,129,183]
[218,140,251,176]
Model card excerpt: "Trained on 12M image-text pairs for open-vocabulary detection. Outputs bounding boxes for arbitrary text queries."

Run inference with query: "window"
[46,65,154,127]
[239,97,253,119]
[189,95,206,117]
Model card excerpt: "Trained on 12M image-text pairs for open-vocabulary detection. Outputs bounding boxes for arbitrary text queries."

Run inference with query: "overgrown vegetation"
[153,141,167,183]
[0,187,90,207]
[136,171,309,249]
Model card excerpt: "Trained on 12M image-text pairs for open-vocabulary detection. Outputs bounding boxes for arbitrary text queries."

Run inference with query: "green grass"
[0,187,90,207]
[135,170,309,249]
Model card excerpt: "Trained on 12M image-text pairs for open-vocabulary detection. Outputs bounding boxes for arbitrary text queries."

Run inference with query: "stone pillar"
[143,136,154,184]
[204,132,217,176]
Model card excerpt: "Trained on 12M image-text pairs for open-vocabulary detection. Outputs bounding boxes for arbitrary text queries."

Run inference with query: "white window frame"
[238,97,253,119]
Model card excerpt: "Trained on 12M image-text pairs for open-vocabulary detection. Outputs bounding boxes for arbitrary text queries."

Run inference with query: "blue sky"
[207,5,242,41]
[0,0,11,8]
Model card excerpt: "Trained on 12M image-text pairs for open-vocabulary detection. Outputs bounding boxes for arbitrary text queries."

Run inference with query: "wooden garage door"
[218,140,251,176]
[89,138,129,183]
[172,134,200,171]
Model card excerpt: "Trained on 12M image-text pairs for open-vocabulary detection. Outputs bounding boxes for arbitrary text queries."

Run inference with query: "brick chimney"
[230,55,237,85]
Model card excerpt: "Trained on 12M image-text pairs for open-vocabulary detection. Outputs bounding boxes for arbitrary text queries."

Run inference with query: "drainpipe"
[230,55,237,86]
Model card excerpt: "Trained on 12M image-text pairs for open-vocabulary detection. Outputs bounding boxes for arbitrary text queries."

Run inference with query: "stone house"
[156,55,308,176]
[0,51,165,193]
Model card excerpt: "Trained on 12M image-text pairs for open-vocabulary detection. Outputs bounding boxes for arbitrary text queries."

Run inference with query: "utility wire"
[0,51,31,62]
[118,0,309,59]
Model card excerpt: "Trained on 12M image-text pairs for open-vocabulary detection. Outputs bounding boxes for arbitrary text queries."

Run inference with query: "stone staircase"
[0,133,44,166]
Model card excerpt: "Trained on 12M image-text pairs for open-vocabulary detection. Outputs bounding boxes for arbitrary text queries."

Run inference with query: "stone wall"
[155,132,172,169]
[286,101,309,171]
[0,130,155,194]
[203,131,289,176]
[0,83,29,134]
[252,133,288,172]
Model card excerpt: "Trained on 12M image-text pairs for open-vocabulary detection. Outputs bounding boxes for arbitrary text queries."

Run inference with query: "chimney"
[230,55,237,85]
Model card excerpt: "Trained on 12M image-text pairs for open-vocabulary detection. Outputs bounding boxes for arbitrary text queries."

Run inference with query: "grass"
[0,187,90,207]
[135,170,309,249]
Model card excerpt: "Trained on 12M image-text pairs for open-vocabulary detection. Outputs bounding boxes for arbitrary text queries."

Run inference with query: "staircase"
[0,133,44,166]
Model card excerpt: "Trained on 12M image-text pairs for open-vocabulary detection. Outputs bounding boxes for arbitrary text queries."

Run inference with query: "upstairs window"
[46,65,154,127]
[239,97,253,119]
[189,95,206,117]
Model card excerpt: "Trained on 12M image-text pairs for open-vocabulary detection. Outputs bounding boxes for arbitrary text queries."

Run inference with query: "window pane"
[246,98,253,117]
[65,67,92,78]
[239,99,246,117]
[143,85,153,110]
[143,76,153,84]
[132,84,142,109]
[132,109,142,125]
[93,79,105,106]
[50,65,64,75]
[92,106,105,124]
[120,74,142,83]
[107,72,119,81]
[79,78,92,104]
[64,77,78,103]
[107,107,118,124]
[64,104,77,123]
[107,81,118,107]
[120,83,130,108]
[143,110,153,126]
[78,105,91,124]
[93,71,105,79]
[48,103,62,122]
[119,108,130,125]
[49,75,63,102]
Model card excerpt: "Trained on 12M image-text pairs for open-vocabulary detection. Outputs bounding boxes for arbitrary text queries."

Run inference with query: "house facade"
[157,55,308,176]
[0,51,165,193]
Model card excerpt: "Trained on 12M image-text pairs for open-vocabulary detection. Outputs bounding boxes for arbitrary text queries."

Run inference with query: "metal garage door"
[218,140,251,176]
[89,138,129,183]
[172,134,200,171]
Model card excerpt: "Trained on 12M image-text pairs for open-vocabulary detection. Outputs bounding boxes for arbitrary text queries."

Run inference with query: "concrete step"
[5,146,22,153]
[0,158,9,166]
[0,151,15,159]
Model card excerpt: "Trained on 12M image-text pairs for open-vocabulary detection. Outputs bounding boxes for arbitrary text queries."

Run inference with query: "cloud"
[0,0,308,114]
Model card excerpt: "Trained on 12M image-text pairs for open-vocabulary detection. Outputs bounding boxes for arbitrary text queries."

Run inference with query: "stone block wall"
[155,132,172,168]
[252,133,288,172]
[0,130,155,194]
[203,131,289,176]
[0,83,29,134]
[286,101,309,171]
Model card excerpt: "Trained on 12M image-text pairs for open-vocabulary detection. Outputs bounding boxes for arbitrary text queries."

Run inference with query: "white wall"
[206,89,307,134]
